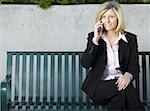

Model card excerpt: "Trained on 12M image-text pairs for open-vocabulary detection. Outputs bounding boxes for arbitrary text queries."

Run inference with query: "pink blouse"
[101,32,128,80]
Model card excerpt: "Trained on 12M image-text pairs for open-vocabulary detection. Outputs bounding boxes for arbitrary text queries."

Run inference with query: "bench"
[1,51,150,110]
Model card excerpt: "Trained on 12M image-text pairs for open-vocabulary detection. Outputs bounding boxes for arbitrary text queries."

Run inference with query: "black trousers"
[93,79,145,111]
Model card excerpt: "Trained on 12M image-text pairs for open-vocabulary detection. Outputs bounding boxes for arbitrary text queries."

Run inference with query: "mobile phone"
[98,23,106,33]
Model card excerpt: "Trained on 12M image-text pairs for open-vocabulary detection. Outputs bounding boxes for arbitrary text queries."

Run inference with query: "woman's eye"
[101,16,106,19]
[110,15,115,18]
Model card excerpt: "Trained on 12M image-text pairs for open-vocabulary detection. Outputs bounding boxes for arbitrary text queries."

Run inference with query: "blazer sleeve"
[81,32,99,69]
[127,35,140,79]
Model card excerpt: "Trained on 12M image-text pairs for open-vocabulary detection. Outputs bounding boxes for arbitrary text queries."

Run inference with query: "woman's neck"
[106,31,119,39]
[105,31,119,45]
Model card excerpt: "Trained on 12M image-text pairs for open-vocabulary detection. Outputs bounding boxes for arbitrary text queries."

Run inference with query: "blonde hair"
[96,1,126,33]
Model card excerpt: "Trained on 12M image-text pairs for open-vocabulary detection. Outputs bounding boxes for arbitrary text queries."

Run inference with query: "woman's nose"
[106,17,110,23]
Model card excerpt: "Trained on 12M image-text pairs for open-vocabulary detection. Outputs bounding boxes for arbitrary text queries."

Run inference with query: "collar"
[119,32,128,43]
[102,32,128,45]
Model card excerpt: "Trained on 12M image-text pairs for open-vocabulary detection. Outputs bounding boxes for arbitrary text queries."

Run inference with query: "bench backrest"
[6,51,150,109]
[7,52,89,109]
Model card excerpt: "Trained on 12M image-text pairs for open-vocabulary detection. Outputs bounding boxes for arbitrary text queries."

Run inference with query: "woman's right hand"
[93,20,104,45]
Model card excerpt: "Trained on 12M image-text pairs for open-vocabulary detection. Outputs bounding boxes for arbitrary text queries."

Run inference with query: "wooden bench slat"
[43,54,48,102]
[57,54,62,109]
[15,54,20,102]
[29,54,34,102]
[36,54,41,102]
[64,53,69,109]
[22,54,27,103]
[71,53,76,110]
[49,54,55,109]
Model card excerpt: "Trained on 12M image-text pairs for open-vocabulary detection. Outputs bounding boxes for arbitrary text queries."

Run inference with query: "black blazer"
[81,31,140,99]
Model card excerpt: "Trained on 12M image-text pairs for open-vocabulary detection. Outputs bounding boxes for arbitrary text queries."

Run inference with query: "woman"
[81,1,145,110]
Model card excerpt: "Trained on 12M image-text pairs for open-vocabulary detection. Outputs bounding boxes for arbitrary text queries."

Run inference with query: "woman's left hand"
[115,72,133,91]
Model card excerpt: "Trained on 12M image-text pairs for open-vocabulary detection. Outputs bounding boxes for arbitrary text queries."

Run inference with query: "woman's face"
[101,9,118,32]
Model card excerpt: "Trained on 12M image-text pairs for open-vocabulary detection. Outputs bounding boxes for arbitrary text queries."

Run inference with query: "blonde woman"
[81,1,145,110]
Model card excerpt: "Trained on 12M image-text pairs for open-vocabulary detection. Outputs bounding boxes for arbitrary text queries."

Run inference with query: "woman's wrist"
[125,72,133,81]
[92,37,99,45]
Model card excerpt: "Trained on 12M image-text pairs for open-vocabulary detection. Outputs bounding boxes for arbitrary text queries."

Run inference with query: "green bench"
[1,51,150,111]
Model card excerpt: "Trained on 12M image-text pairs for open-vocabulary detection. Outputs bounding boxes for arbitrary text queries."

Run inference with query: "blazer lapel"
[118,38,128,65]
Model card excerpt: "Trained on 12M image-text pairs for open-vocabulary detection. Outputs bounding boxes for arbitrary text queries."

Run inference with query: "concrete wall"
[0,4,150,83]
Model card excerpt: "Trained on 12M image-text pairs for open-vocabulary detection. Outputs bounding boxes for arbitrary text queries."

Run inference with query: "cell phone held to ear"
[98,27,102,33]
[98,24,106,33]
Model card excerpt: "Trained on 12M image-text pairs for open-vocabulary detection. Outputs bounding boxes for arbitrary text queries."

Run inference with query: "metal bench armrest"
[1,77,11,111]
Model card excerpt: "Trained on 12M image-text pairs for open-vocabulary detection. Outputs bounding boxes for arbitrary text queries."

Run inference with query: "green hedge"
[0,0,150,9]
